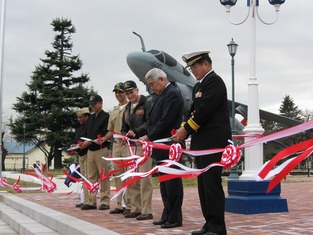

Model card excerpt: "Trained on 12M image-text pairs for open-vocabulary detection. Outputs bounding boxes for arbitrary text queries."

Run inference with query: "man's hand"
[79,140,90,149]
[139,135,149,142]
[95,137,106,145]
[126,130,136,138]
[172,126,187,142]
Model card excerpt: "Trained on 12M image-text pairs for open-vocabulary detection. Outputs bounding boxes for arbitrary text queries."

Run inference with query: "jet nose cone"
[127,51,152,81]
[127,51,147,69]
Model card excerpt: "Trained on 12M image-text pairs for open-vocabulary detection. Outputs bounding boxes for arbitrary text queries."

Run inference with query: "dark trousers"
[159,176,184,224]
[195,153,227,235]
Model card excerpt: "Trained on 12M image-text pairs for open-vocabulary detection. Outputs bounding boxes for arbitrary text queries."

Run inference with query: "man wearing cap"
[140,68,184,229]
[74,107,90,208]
[79,94,111,211]
[121,80,154,220]
[173,51,231,235]
[100,82,131,214]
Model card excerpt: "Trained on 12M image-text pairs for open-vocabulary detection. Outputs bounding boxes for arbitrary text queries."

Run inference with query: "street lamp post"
[220,0,286,179]
[227,38,239,180]
[22,123,26,173]
[220,0,288,214]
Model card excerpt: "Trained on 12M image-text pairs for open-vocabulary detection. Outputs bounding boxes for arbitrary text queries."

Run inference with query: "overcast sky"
[1,0,313,122]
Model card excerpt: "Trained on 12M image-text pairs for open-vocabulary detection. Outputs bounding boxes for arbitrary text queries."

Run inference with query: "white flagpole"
[0,0,7,177]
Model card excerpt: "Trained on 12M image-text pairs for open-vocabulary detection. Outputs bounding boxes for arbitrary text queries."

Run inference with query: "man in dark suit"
[173,51,231,235]
[140,68,184,229]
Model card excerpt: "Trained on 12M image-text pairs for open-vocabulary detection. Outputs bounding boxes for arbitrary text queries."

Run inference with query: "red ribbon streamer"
[267,146,313,193]
[258,138,313,179]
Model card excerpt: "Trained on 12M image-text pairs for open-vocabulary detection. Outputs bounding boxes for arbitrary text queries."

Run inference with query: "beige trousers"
[86,147,110,206]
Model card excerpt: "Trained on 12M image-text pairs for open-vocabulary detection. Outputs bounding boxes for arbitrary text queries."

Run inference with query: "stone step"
[0,192,120,235]
[0,202,58,235]
[0,217,19,235]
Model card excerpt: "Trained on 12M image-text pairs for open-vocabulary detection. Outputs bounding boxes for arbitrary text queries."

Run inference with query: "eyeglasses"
[189,63,201,72]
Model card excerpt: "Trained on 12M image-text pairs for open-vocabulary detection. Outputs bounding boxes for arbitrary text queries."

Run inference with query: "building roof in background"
[4,141,36,154]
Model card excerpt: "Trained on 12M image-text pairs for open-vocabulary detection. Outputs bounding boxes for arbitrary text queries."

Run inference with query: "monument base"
[225,180,288,214]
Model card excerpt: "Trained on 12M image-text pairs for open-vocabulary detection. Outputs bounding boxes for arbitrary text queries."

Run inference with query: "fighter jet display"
[126,32,302,134]
[127,32,195,118]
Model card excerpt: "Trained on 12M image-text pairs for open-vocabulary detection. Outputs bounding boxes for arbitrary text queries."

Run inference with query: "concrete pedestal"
[225,180,288,214]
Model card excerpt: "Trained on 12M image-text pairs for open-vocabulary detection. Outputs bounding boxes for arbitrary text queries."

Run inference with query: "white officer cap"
[182,50,210,67]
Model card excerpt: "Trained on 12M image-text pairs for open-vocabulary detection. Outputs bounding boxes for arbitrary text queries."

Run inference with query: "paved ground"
[15,175,313,235]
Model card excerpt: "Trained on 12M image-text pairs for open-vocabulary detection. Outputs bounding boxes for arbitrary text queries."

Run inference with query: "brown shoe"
[109,208,124,214]
[136,213,153,220]
[124,212,141,218]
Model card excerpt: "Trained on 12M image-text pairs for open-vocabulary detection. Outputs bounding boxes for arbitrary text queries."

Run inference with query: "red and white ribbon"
[0,167,57,193]
[111,120,313,194]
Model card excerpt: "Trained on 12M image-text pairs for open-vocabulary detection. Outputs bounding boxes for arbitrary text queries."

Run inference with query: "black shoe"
[191,229,207,235]
[109,208,124,214]
[123,209,131,215]
[152,219,166,225]
[81,204,97,210]
[98,204,110,210]
[161,221,182,229]
[75,203,83,208]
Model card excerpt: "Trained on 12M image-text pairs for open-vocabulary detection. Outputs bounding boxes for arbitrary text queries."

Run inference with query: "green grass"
[0,178,43,194]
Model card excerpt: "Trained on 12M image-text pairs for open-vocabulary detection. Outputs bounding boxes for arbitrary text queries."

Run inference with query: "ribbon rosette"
[220,143,242,169]
[169,143,182,162]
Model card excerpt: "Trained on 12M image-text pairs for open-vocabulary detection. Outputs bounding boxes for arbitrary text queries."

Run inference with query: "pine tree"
[9,18,91,169]
[278,95,307,146]
[262,95,309,162]
[279,95,302,122]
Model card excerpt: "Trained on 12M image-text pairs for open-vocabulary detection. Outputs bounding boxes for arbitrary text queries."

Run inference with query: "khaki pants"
[127,146,153,214]
[86,147,110,206]
[79,154,88,204]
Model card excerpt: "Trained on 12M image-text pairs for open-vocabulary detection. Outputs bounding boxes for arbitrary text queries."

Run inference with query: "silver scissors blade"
[153,137,173,143]
[66,145,79,152]
[80,137,97,142]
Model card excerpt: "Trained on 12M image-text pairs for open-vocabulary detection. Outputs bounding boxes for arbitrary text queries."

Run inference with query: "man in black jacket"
[140,68,184,229]
[121,81,154,220]
[173,51,231,235]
